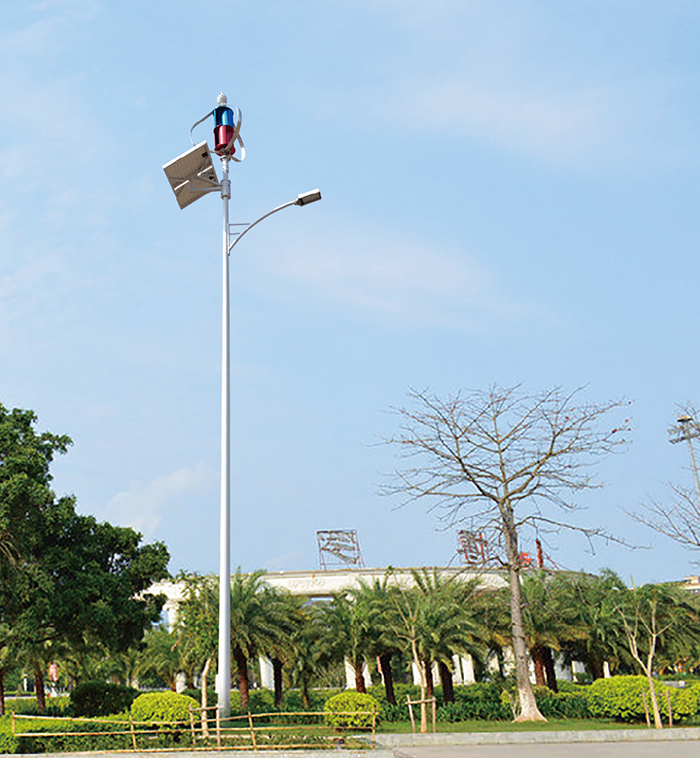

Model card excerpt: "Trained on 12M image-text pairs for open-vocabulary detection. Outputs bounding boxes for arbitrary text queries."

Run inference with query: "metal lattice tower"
[316,530,364,569]
[456,530,490,566]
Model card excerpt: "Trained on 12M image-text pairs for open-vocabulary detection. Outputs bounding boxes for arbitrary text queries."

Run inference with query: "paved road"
[394,744,700,758]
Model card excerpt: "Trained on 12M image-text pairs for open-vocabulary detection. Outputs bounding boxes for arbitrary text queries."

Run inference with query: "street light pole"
[218,154,232,717]
[670,414,700,506]
[163,95,320,720]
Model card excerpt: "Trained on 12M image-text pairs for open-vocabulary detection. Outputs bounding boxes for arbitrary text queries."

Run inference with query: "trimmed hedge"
[131,691,198,723]
[69,680,138,717]
[588,675,700,723]
[324,691,381,729]
[532,687,590,719]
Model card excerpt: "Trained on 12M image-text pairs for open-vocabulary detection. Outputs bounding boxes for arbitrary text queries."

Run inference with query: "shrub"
[0,716,19,754]
[131,691,198,723]
[324,691,381,729]
[69,680,138,717]
[451,683,510,721]
[556,680,590,694]
[588,675,700,723]
[532,687,590,719]
[4,696,69,716]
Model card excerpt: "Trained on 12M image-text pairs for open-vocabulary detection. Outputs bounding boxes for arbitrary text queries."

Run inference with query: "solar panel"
[162,141,220,210]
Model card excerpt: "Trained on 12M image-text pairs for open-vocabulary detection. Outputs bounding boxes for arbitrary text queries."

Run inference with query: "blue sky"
[3,1,700,583]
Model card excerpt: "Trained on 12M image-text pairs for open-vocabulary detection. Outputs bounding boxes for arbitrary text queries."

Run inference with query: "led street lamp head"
[295,189,322,206]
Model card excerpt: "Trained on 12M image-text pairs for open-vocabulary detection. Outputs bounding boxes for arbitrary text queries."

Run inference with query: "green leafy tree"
[0,404,71,712]
[176,573,218,727]
[0,403,170,714]
[615,581,700,729]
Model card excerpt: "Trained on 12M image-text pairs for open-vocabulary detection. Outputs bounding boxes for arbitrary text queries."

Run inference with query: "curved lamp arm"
[229,189,321,254]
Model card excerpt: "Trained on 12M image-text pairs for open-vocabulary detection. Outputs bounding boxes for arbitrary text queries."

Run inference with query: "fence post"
[247,712,258,751]
[372,705,376,748]
[215,704,222,749]
[666,690,673,728]
[407,695,415,735]
[431,697,436,733]
[11,711,15,736]
[129,712,138,751]
[189,704,196,744]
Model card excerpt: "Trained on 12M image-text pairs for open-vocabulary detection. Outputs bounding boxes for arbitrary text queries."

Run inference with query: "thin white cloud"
[376,76,686,170]
[255,218,548,331]
[105,463,211,538]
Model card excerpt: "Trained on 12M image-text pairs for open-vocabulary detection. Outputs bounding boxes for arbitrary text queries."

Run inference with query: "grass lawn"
[379,720,653,733]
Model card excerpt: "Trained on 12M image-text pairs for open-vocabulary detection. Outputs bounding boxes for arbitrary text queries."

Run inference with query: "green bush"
[69,680,138,717]
[0,716,19,754]
[556,680,590,694]
[324,691,381,729]
[4,696,69,716]
[131,691,198,723]
[9,714,197,753]
[532,687,590,719]
[453,683,510,721]
[588,676,700,723]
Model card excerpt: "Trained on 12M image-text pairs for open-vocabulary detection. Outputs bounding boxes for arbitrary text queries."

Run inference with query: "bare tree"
[383,385,628,721]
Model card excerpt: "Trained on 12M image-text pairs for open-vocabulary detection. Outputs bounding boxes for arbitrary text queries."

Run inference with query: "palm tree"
[316,590,374,693]
[411,569,484,703]
[256,589,301,707]
[285,603,329,707]
[557,570,629,680]
[135,625,181,691]
[229,570,291,709]
[520,571,588,691]
[350,578,403,704]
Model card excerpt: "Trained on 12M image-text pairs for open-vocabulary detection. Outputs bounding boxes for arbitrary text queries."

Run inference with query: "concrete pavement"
[15,727,700,758]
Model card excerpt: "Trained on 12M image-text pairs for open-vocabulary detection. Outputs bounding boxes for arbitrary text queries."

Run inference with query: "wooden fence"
[11,705,378,751]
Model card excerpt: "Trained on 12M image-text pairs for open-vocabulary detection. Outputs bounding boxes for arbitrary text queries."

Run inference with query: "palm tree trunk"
[589,656,605,680]
[542,648,558,692]
[438,661,454,703]
[0,670,5,716]
[301,681,311,708]
[34,664,46,714]
[531,646,546,687]
[423,659,434,698]
[272,658,284,707]
[354,661,366,693]
[379,653,396,705]
[233,647,249,710]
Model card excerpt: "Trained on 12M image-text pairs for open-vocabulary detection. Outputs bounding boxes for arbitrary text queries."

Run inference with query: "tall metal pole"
[218,156,231,717]
[684,427,700,506]
[670,414,700,507]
